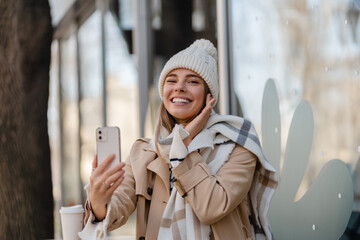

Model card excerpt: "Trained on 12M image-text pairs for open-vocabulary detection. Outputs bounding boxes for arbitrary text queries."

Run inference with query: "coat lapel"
[146,155,170,193]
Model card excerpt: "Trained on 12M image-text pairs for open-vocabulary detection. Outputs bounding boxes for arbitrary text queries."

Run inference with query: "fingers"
[96,154,116,173]
[209,96,216,106]
[111,174,125,190]
[184,94,216,139]
[101,170,125,190]
[90,167,125,210]
[91,155,98,173]
[91,160,125,188]
[101,181,112,189]
[89,157,125,217]
[101,162,125,180]
[90,154,125,188]
[206,93,216,108]
[104,167,125,185]
[199,94,215,117]
[206,93,212,104]
[93,155,98,168]
[100,175,125,196]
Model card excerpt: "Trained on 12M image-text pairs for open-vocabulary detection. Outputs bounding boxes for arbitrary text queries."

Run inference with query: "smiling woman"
[162,69,209,125]
[79,39,278,240]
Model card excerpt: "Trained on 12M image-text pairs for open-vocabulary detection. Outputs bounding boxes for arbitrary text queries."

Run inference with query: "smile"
[171,98,190,103]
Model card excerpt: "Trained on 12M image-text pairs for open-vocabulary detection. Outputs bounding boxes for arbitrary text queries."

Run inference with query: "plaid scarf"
[153,112,278,240]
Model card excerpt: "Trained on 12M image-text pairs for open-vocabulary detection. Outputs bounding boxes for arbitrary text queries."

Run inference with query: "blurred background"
[47,0,360,238]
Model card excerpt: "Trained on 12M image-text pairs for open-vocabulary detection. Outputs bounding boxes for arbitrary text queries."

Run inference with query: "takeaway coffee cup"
[59,205,84,240]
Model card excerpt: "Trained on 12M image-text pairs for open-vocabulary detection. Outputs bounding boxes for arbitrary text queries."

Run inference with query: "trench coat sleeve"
[106,138,157,231]
[106,160,137,231]
[171,144,256,225]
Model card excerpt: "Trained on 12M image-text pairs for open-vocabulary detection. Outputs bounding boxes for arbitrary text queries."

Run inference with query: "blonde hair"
[154,82,210,158]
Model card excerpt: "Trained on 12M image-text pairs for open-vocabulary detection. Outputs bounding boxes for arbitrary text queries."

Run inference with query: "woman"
[79,39,278,240]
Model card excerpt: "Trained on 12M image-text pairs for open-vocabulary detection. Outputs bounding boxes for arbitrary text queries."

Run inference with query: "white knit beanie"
[158,39,219,105]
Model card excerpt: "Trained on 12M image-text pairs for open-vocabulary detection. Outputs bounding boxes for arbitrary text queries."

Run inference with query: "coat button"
[147,187,153,196]
[138,237,145,240]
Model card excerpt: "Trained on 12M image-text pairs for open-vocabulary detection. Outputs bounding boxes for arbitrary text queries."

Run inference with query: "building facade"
[49,0,360,238]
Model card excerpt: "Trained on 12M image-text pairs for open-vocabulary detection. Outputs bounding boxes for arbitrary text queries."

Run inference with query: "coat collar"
[144,147,170,193]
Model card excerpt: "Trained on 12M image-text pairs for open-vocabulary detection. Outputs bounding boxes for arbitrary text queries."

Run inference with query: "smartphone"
[96,126,121,169]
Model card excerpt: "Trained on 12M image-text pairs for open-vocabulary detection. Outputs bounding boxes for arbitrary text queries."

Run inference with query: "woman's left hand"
[183,94,216,146]
[89,154,125,220]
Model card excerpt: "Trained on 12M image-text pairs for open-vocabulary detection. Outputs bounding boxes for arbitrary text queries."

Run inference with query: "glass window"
[60,34,82,206]
[105,11,139,164]
[119,0,135,30]
[104,10,138,237]
[49,0,77,26]
[230,0,360,206]
[78,11,103,188]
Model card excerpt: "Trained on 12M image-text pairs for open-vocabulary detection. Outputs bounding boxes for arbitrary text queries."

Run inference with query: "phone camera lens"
[99,136,102,140]
[99,130,102,134]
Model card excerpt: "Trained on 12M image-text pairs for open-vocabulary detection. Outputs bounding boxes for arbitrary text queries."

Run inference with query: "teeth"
[172,98,189,103]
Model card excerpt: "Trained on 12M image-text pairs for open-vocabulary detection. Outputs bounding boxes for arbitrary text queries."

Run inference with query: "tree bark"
[0,0,53,239]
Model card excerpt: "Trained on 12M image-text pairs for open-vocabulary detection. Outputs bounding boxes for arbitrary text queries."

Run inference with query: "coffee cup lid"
[59,205,84,214]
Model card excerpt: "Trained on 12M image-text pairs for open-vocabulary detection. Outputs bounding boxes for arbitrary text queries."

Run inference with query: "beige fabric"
[154,112,278,240]
[83,138,256,239]
[156,123,237,240]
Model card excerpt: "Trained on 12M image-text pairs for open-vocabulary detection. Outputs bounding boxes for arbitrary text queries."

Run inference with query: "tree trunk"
[0,0,53,239]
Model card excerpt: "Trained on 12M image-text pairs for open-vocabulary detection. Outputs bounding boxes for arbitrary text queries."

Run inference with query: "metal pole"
[98,0,108,126]
[216,0,234,115]
[58,39,65,208]
[95,0,108,126]
[75,20,85,202]
[135,0,153,137]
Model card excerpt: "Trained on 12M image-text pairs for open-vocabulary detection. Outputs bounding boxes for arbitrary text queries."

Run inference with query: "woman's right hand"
[183,94,216,146]
[89,154,125,220]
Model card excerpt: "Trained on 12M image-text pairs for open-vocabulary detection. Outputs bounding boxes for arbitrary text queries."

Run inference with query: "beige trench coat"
[85,138,256,240]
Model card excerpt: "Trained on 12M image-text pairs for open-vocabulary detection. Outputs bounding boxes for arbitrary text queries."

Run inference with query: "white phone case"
[96,126,121,169]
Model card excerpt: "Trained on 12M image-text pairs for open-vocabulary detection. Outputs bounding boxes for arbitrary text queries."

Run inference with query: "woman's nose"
[174,81,186,91]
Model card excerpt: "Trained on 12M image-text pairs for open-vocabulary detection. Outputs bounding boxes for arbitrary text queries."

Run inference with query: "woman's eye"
[166,79,176,83]
[188,80,200,84]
